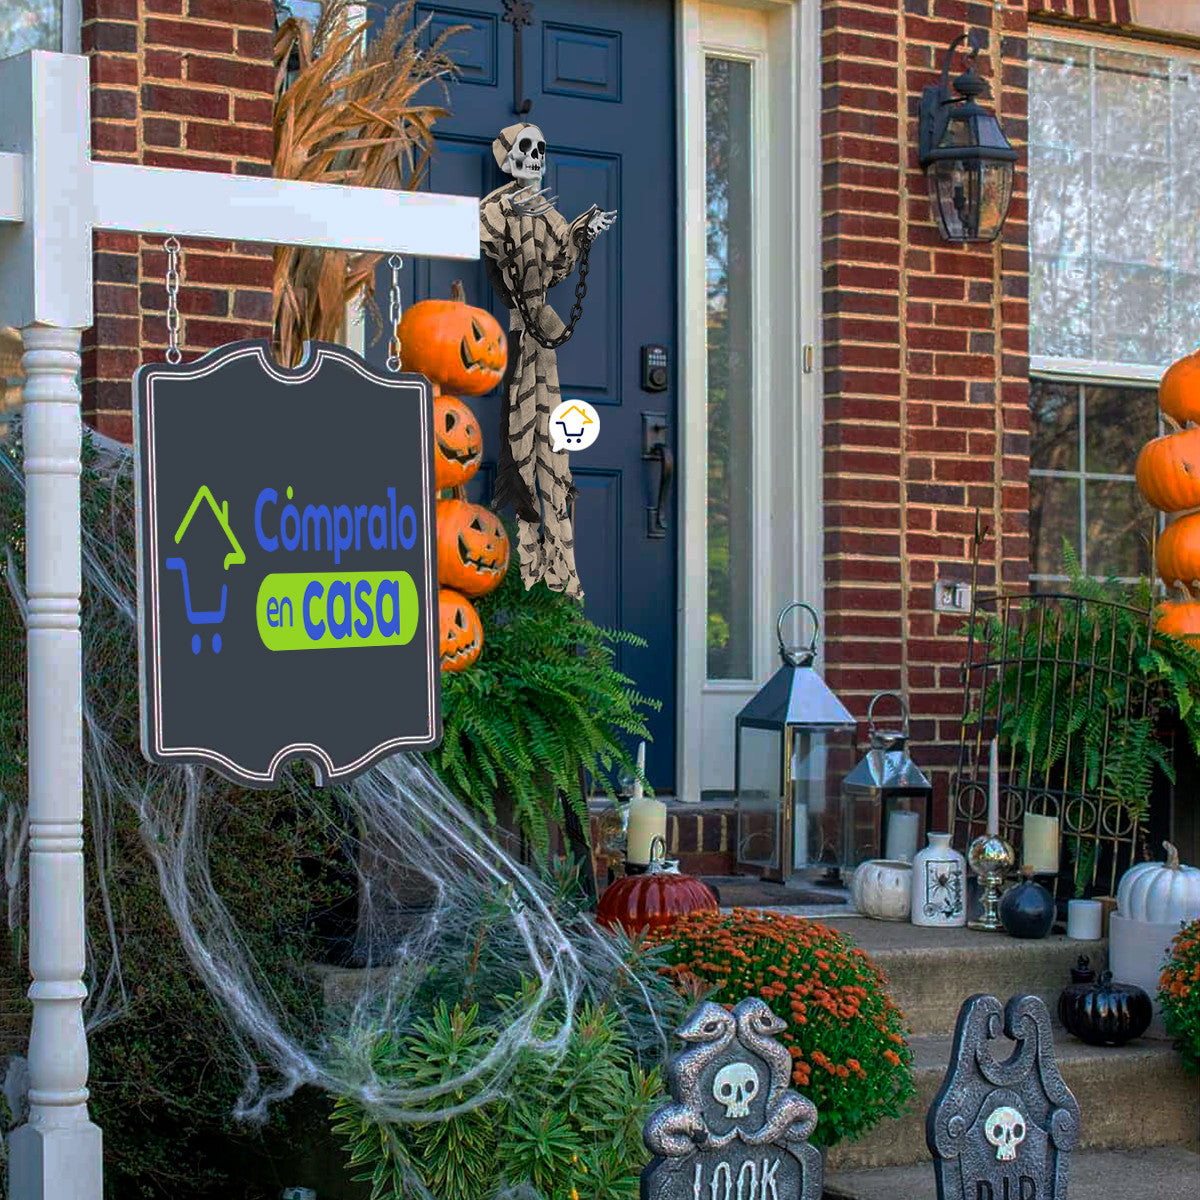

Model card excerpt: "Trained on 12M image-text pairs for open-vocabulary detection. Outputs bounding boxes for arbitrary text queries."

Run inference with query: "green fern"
[965,538,1200,827]
[426,521,660,853]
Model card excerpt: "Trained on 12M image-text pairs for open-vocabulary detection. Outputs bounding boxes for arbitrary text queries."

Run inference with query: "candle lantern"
[841,691,933,870]
[734,602,857,883]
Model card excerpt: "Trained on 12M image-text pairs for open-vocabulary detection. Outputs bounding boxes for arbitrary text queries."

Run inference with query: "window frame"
[1027,26,1200,587]
[1028,25,1200,381]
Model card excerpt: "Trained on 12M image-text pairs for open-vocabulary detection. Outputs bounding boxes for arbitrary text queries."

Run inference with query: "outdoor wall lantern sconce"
[919,30,1017,243]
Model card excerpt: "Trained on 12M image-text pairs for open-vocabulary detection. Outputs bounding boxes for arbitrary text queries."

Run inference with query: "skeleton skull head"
[712,1062,759,1120]
[984,1106,1026,1161]
[503,127,546,181]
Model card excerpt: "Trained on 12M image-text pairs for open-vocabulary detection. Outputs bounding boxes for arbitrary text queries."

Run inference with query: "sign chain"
[386,254,403,373]
[164,236,182,365]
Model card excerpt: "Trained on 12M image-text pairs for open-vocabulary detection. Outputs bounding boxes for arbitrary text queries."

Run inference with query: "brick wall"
[820,0,1032,826]
[80,0,278,441]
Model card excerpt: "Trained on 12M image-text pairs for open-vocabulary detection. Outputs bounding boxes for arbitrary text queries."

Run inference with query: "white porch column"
[6,324,102,1198]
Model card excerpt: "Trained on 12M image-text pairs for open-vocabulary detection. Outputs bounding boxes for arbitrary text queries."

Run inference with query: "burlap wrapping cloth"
[479,178,595,601]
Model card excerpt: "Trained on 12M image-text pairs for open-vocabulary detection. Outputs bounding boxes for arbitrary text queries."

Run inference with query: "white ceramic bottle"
[911,832,967,928]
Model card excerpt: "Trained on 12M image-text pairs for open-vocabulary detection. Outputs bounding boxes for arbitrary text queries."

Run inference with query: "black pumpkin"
[999,866,1055,939]
[1057,956,1152,1046]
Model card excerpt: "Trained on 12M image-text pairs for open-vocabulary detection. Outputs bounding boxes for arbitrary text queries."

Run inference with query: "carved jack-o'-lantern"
[433,394,483,490]
[436,499,509,598]
[438,587,483,672]
[397,281,506,397]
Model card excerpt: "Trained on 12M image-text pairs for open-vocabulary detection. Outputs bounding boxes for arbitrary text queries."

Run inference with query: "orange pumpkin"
[438,587,483,671]
[596,866,719,937]
[1159,347,1200,428]
[433,394,483,489]
[436,499,509,597]
[1136,428,1200,513]
[1156,599,1200,646]
[397,280,506,396]
[1156,513,1200,589]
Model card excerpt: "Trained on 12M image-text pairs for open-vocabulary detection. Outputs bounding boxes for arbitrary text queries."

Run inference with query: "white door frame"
[675,0,822,803]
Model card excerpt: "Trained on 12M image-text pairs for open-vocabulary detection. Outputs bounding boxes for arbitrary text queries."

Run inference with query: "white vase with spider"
[912,833,968,928]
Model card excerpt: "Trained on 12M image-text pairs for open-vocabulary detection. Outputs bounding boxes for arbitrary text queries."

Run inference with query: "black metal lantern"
[841,692,933,870]
[734,603,857,883]
[919,30,1017,243]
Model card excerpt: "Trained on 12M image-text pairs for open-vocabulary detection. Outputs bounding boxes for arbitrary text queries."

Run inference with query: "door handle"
[641,412,673,539]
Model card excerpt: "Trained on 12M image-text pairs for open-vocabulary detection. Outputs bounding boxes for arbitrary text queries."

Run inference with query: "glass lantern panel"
[735,725,783,872]
[881,794,929,863]
[791,730,856,871]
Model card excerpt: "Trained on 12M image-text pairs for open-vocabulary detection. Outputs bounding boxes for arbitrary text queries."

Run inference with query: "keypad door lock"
[641,344,669,393]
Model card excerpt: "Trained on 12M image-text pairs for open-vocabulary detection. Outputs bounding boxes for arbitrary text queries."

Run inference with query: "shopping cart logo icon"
[166,485,245,655]
[549,400,600,452]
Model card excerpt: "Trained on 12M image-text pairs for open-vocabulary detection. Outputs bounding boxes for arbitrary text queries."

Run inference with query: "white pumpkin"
[1116,841,1200,925]
[850,859,913,921]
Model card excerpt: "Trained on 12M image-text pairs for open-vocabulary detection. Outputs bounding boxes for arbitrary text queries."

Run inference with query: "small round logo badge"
[549,400,600,452]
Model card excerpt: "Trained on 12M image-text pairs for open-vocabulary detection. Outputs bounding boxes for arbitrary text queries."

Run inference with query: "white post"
[6,326,101,1198]
[0,47,479,1200]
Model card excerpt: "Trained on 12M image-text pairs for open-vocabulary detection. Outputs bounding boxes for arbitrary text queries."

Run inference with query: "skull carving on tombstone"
[712,1061,759,1120]
[502,127,546,182]
[984,1106,1026,1161]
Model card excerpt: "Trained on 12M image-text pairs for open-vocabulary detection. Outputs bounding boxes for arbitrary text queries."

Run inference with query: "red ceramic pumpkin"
[436,499,509,597]
[433,394,483,490]
[596,865,719,937]
[397,280,506,397]
[438,587,483,672]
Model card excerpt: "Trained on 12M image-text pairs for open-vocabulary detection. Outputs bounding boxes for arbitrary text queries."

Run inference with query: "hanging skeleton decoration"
[479,122,617,600]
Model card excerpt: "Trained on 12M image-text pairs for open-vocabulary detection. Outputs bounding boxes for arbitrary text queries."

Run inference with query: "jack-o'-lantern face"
[434,395,483,489]
[396,282,506,397]
[439,588,483,672]
[436,499,509,598]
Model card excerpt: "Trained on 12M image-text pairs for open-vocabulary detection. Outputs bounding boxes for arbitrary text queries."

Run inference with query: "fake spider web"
[0,423,670,1197]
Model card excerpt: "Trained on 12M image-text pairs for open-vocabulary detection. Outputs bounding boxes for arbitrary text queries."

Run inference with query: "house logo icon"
[166,485,245,655]
[550,399,600,452]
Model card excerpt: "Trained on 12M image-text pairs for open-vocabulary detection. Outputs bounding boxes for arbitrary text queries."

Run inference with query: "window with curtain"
[0,2,61,58]
[1028,35,1200,586]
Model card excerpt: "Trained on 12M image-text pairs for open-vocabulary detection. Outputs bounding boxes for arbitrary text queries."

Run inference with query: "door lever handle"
[641,412,673,539]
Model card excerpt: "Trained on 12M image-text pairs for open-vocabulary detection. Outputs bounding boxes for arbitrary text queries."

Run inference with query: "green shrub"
[646,908,915,1148]
[1159,918,1200,1075]
[331,994,661,1200]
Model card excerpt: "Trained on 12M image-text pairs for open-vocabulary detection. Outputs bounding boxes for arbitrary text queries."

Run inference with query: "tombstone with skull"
[641,998,822,1200]
[928,994,1080,1200]
[478,123,618,601]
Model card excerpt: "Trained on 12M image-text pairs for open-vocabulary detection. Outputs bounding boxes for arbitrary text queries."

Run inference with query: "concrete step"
[824,1147,1200,1200]
[815,915,1107,1038]
[824,1032,1199,1172]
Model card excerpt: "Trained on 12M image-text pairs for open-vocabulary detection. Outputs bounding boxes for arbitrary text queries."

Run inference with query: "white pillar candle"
[633,740,645,801]
[886,810,921,863]
[987,738,1000,837]
[1067,898,1103,941]
[626,797,667,866]
[1023,812,1060,875]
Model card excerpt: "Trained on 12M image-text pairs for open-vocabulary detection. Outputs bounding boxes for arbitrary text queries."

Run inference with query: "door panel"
[372,0,678,791]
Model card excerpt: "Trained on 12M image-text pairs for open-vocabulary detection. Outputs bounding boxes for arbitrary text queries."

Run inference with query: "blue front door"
[371,0,679,790]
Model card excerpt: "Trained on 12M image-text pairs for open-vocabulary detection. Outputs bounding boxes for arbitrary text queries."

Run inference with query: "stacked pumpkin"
[1136,346,1200,643]
[398,282,511,673]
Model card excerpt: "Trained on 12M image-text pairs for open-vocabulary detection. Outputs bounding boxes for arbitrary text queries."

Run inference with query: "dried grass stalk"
[272,0,467,367]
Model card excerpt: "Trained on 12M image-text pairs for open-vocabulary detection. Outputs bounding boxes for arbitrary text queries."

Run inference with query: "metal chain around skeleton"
[386,254,404,373]
[164,237,181,365]
[500,224,592,350]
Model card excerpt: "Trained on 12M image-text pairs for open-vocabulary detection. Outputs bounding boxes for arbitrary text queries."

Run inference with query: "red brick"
[144,18,234,53]
[908,275,966,300]
[822,31,900,61]
[91,412,134,443]
[91,123,138,155]
[142,84,230,120]
[82,21,137,52]
[234,96,274,125]
[186,55,275,94]
[142,117,181,147]
[94,229,139,253]
[184,253,275,288]
[143,149,233,172]
[824,4,898,34]
[186,122,273,159]
[233,290,273,321]
[144,0,184,10]
[91,56,138,86]
[909,326,967,352]
[94,0,138,14]
[95,284,139,316]
[189,0,275,25]
[825,316,899,343]
[93,347,141,379]
[236,28,274,59]
[139,283,230,316]
[145,49,184,79]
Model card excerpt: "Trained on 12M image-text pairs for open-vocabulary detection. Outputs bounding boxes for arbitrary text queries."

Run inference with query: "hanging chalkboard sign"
[133,339,440,787]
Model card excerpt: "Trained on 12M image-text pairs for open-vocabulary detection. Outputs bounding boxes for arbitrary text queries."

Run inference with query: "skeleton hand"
[503,184,558,218]
[586,208,618,239]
